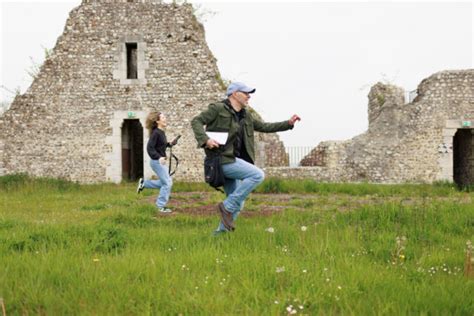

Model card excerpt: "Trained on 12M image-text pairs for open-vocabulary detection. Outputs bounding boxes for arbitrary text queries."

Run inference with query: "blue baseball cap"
[226,82,256,96]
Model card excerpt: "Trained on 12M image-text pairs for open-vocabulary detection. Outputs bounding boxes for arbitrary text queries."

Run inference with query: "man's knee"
[254,169,265,183]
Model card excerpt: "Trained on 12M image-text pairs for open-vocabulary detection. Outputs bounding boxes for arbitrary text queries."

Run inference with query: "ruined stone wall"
[4,0,469,184]
[272,70,474,183]
[258,133,289,167]
[0,0,289,183]
[393,70,474,182]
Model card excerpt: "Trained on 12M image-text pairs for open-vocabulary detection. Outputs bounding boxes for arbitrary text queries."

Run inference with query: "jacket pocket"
[214,112,232,131]
[245,121,254,137]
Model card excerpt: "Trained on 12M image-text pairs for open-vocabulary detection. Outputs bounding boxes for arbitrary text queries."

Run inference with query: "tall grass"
[0,174,473,315]
[256,177,460,196]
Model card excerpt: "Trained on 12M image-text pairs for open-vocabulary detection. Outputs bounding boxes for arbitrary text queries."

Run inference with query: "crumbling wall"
[266,70,474,183]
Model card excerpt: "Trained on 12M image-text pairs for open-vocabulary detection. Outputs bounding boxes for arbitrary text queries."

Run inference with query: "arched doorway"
[453,128,474,187]
[122,119,144,181]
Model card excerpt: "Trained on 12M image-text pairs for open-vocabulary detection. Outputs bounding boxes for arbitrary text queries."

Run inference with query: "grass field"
[1,174,473,315]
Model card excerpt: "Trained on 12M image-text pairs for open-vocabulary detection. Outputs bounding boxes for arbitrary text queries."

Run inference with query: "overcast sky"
[1,1,473,147]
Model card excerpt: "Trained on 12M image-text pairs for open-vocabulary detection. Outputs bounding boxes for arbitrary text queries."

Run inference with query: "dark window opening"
[126,43,138,79]
[122,119,143,181]
[453,128,474,188]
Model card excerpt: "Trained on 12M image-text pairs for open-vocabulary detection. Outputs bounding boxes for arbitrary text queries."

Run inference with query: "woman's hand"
[159,157,167,165]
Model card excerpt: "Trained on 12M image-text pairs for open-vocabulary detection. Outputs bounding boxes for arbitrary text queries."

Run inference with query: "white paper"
[206,132,228,145]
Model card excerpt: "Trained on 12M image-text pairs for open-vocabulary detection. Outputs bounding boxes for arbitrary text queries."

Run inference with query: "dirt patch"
[144,191,473,217]
[145,192,293,217]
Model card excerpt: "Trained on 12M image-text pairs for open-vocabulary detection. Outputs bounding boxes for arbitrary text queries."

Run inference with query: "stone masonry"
[0,0,288,183]
[266,70,474,185]
[3,0,470,185]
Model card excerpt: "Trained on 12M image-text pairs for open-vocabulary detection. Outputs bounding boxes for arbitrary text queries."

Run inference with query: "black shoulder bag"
[204,145,228,192]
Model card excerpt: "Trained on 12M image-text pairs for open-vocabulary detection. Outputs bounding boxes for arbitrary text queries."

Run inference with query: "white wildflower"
[276,266,285,273]
[287,305,298,314]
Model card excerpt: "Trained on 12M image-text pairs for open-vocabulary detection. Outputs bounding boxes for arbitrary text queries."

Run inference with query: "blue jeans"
[144,159,173,209]
[216,158,265,232]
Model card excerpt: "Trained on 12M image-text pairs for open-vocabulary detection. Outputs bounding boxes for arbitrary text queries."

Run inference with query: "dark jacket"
[147,128,169,160]
[191,100,293,164]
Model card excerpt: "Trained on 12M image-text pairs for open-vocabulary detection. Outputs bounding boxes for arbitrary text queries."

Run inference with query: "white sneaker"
[158,208,172,213]
[136,178,144,194]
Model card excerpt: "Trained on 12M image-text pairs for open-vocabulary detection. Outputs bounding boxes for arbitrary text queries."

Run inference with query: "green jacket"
[191,100,293,164]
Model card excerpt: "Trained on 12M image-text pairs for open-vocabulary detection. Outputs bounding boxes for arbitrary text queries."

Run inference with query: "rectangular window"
[126,43,138,79]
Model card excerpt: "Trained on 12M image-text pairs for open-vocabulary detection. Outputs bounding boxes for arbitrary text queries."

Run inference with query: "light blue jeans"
[144,159,173,209]
[216,158,265,232]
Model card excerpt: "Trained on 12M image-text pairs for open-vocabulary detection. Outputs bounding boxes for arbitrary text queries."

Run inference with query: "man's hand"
[205,138,220,149]
[159,157,167,165]
[289,114,301,126]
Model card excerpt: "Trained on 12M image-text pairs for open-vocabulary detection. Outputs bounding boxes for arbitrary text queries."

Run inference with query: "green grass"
[0,174,473,315]
[256,177,461,196]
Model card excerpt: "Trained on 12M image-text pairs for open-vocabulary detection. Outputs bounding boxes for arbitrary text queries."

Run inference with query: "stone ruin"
[267,70,474,186]
[0,0,288,183]
[2,0,471,186]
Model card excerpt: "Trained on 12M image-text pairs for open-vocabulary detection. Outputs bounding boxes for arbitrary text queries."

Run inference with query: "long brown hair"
[145,111,162,135]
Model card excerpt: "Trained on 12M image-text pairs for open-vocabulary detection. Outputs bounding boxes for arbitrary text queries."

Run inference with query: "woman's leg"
[153,161,173,209]
[146,159,173,209]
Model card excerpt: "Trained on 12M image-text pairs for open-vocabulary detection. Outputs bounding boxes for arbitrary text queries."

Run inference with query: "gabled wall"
[0,0,290,183]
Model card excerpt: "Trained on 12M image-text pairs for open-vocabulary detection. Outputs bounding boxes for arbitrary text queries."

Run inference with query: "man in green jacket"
[191,82,300,234]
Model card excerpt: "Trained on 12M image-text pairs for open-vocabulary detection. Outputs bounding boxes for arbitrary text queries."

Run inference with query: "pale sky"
[1,1,473,147]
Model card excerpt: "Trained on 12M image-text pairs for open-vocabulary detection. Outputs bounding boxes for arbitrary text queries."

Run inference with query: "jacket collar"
[223,99,246,118]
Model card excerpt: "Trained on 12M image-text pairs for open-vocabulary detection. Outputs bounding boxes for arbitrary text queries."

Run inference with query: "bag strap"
[168,143,179,176]
[169,152,179,176]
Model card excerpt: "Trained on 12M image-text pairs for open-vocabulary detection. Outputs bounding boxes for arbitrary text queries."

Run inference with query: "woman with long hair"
[136,111,175,213]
